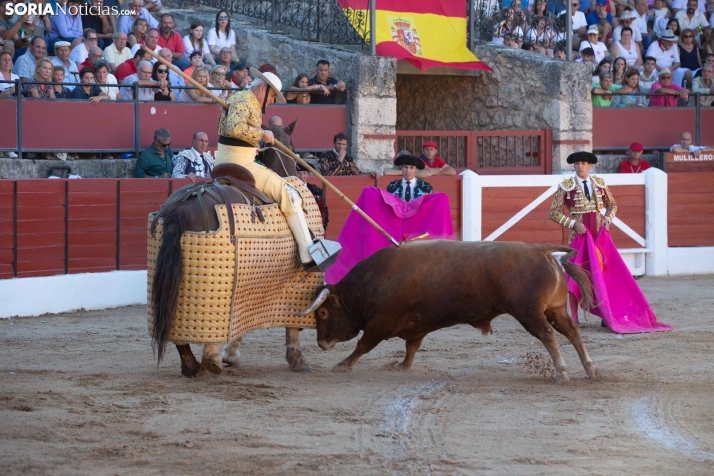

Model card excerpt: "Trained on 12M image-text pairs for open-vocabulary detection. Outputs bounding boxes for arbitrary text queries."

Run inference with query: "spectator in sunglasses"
[135,128,174,178]
[152,61,175,101]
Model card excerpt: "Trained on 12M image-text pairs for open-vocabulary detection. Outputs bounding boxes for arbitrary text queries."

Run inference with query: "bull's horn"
[297,288,330,316]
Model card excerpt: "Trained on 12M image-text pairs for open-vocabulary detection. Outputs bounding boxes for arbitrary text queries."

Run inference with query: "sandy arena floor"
[1,275,713,475]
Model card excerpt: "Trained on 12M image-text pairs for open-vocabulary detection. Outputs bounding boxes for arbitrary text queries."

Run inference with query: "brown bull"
[300,240,600,384]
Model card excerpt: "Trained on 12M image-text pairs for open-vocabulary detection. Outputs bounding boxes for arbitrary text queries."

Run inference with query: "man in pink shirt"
[648,68,689,107]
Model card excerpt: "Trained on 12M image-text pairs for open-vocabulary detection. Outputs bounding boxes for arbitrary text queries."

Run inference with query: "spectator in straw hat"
[648,67,689,106]
[618,142,652,173]
[645,29,681,72]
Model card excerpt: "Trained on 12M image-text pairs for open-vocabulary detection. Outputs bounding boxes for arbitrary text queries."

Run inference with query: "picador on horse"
[148,69,341,377]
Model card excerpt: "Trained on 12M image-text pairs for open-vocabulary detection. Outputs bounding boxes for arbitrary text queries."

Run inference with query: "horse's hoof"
[223,355,240,367]
[556,372,570,384]
[331,363,350,373]
[201,359,223,375]
[181,365,207,378]
[585,362,601,379]
[286,347,313,373]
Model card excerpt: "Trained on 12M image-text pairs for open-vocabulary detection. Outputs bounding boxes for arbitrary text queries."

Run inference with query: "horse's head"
[262,119,299,178]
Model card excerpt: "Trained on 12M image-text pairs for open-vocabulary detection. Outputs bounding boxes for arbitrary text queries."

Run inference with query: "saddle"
[150,164,275,236]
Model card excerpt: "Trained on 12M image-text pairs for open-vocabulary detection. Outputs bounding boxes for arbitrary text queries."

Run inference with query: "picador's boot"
[285,188,341,272]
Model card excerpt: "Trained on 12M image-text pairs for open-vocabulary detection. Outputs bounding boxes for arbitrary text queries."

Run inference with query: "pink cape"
[325,188,454,284]
[567,228,673,333]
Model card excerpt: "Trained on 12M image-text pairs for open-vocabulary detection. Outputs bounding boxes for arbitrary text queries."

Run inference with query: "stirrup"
[302,238,341,272]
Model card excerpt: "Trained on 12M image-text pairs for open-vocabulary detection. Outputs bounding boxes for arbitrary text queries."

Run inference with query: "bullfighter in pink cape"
[549,151,672,333]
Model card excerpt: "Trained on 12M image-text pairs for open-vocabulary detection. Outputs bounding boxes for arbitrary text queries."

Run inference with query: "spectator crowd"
[489,0,714,107]
[0,1,347,106]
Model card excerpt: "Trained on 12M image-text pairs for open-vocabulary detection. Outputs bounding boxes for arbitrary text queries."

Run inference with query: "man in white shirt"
[633,0,654,51]
[69,30,99,66]
[645,29,681,71]
[639,56,659,104]
[130,28,161,60]
[559,2,588,48]
[671,0,705,14]
[670,131,714,156]
[103,31,132,73]
[674,0,711,43]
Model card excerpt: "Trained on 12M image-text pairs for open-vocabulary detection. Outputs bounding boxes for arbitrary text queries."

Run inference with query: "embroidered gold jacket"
[217,90,264,146]
[549,175,617,243]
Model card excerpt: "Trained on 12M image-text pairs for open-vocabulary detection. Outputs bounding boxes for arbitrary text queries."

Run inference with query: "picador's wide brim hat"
[249,67,286,104]
[566,151,598,164]
[395,153,425,169]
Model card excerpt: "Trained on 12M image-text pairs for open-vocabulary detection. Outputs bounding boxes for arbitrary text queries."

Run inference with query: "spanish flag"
[340,0,491,72]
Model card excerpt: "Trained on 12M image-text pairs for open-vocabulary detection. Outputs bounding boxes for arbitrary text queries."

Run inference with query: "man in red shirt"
[114,49,152,82]
[618,142,652,173]
[420,141,456,175]
[157,13,188,70]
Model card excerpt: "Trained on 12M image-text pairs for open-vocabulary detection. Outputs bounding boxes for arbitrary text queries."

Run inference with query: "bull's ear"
[327,294,341,309]
[284,118,299,137]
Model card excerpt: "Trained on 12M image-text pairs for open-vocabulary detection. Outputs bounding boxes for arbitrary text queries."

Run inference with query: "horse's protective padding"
[147,178,323,343]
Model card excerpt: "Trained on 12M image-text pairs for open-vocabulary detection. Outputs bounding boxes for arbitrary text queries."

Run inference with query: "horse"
[150,121,314,377]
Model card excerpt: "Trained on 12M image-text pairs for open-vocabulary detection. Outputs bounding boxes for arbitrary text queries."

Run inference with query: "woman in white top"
[579,25,608,63]
[208,10,238,60]
[610,27,642,68]
[94,61,120,100]
[183,22,215,67]
[0,51,19,98]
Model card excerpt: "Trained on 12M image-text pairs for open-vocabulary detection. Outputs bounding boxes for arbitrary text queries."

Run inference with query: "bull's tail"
[151,207,190,364]
[544,245,594,311]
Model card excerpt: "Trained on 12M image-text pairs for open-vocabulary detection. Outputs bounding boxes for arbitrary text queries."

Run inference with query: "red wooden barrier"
[262,104,347,151]
[118,179,170,270]
[609,185,646,249]
[15,180,66,277]
[322,176,375,240]
[67,180,117,274]
[139,103,221,150]
[22,100,135,151]
[0,181,14,278]
[668,172,714,247]
[593,108,695,149]
[0,99,16,150]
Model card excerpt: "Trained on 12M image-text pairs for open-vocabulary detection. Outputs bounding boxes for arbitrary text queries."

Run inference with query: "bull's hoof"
[555,372,570,384]
[286,347,313,373]
[393,362,412,371]
[201,359,223,375]
[585,362,601,379]
[181,365,207,378]
[331,363,351,373]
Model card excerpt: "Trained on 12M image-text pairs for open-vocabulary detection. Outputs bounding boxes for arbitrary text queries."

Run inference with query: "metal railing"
[179,0,371,48]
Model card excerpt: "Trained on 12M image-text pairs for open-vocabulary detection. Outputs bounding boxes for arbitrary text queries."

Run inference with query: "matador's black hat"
[566,151,598,164]
[394,152,425,169]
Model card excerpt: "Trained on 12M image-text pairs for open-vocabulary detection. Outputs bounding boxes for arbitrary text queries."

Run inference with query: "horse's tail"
[151,207,190,364]
[558,248,594,311]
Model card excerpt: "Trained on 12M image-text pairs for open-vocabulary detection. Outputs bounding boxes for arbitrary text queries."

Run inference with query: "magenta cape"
[325,188,454,284]
[567,228,673,333]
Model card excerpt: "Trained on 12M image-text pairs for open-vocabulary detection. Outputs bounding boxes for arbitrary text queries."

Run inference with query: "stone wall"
[166,2,396,172]
[396,44,594,174]
[0,158,136,179]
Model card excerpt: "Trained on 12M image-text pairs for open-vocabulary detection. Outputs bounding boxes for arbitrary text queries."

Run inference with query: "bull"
[299,240,600,384]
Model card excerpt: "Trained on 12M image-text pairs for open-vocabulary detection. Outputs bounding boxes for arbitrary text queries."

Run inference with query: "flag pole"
[140,46,400,248]
[369,0,376,55]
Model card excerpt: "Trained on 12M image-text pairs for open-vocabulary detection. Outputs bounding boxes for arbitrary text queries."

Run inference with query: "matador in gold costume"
[549,151,617,244]
[215,68,339,270]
